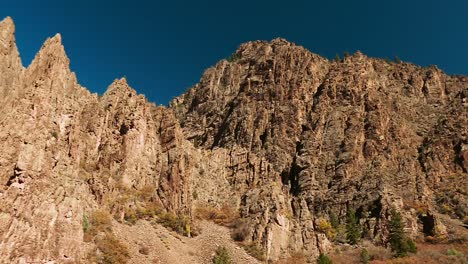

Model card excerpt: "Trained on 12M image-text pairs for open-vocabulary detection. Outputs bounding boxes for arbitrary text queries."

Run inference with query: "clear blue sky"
[2,0,467,105]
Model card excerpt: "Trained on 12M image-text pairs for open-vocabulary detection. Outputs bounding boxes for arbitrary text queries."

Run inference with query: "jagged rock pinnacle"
[103,77,138,98]
[27,33,72,79]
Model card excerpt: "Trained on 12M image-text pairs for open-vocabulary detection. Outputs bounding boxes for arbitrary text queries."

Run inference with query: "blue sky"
[2,0,467,105]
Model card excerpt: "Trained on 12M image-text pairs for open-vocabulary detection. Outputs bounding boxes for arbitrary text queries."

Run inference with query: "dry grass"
[194,205,239,226]
[83,210,130,263]
[94,233,130,264]
[83,210,113,242]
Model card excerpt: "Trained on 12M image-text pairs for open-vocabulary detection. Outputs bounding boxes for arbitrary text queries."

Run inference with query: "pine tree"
[346,209,361,245]
[389,209,408,257]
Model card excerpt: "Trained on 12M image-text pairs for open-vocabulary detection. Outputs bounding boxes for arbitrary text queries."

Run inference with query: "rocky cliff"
[0,16,466,263]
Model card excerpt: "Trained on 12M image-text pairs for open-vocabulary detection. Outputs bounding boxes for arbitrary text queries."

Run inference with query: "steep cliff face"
[0,17,195,263]
[0,16,466,263]
[172,38,468,259]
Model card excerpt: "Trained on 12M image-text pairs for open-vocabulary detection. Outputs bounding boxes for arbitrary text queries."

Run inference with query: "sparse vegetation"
[194,205,239,226]
[155,211,191,237]
[226,53,240,62]
[334,54,341,62]
[360,248,370,264]
[95,233,130,264]
[212,246,232,264]
[242,243,266,261]
[317,253,333,264]
[317,218,336,240]
[231,218,249,241]
[83,210,130,263]
[83,210,113,242]
[447,248,461,256]
[346,209,361,245]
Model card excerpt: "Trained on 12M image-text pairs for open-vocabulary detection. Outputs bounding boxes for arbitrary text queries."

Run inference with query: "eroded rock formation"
[0,16,466,263]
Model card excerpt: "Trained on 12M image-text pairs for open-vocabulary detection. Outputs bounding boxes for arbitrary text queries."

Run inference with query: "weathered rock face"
[0,16,466,263]
[0,17,195,263]
[172,39,468,260]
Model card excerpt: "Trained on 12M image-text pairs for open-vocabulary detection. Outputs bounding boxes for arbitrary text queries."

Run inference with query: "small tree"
[317,253,333,264]
[330,212,339,229]
[334,54,341,62]
[394,56,402,64]
[212,246,232,264]
[346,209,361,245]
[389,209,408,257]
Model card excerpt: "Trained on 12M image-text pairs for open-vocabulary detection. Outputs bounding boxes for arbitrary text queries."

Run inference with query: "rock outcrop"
[172,39,468,260]
[0,17,466,263]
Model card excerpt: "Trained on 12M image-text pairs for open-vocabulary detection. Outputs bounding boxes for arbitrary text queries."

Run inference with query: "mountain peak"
[0,16,23,78]
[27,33,71,78]
[103,77,138,98]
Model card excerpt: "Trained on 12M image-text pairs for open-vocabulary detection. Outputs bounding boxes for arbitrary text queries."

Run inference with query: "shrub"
[84,210,113,242]
[231,218,249,241]
[317,218,336,240]
[317,253,333,264]
[195,205,239,226]
[360,248,370,264]
[156,212,191,237]
[243,243,266,261]
[95,233,130,264]
[346,209,361,245]
[447,248,461,256]
[212,246,232,264]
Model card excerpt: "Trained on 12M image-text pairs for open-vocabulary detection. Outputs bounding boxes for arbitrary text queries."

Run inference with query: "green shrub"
[447,248,461,256]
[317,253,333,264]
[212,246,232,264]
[82,213,89,232]
[360,248,370,264]
[346,209,361,245]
